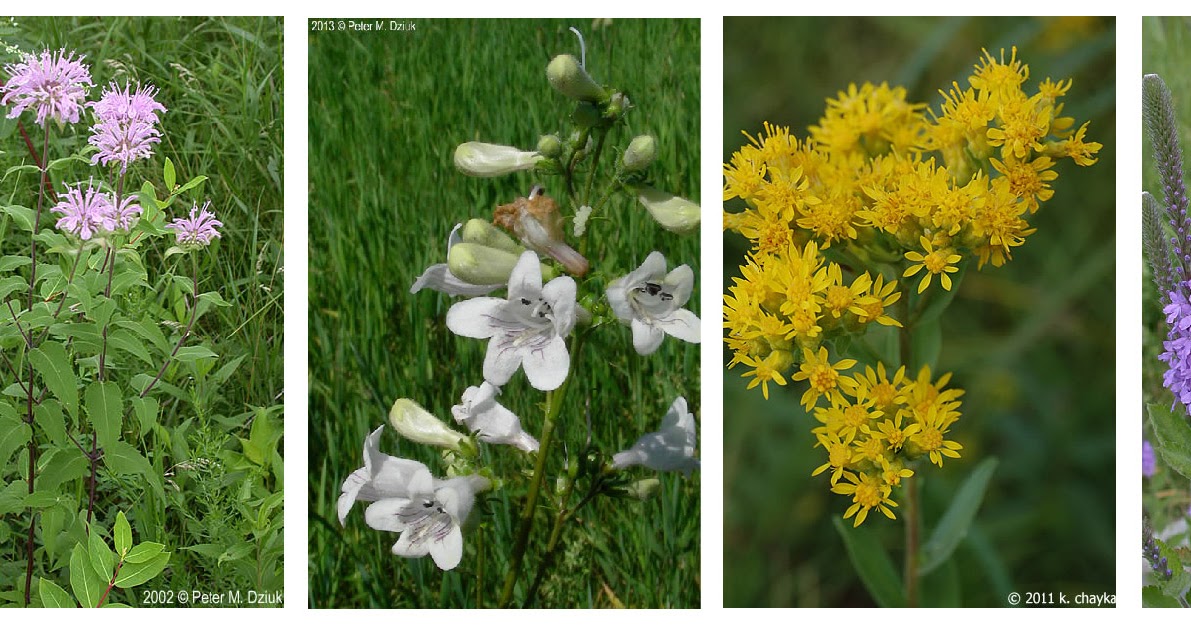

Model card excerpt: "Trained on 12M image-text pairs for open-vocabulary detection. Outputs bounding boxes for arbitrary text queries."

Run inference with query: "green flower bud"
[635,186,701,235]
[389,399,473,455]
[546,54,606,102]
[536,134,563,158]
[448,242,555,285]
[454,142,543,177]
[622,135,657,171]
[460,218,522,254]
[604,91,630,118]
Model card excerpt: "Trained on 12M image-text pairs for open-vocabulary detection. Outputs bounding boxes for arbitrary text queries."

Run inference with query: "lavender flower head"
[1,49,92,125]
[88,117,161,171]
[90,81,166,124]
[1160,285,1191,412]
[51,181,114,240]
[1143,440,1157,478]
[107,195,142,233]
[166,201,223,249]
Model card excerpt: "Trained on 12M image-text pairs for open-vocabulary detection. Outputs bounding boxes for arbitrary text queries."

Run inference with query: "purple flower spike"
[51,181,114,240]
[90,81,166,124]
[1,49,93,126]
[1160,285,1191,412]
[165,201,223,248]
[1143,440,1156,478]
[88,117,161,171]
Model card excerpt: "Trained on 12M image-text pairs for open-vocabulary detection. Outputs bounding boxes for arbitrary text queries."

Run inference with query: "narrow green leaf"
[85,382,123,450]
[917,457,998,576]
[175,174,208,196]
[102,440,151,477]
[69,543,106,608]
[34,400,66,446]
[833,516,905,607]
[30,342,78,418]
[124,542,164,564]
[113,551,170,588]
[174,345,218,363]
[114,511,132,558]
[115,318,170,353]
[39,578,75,608]
[1149,402,1191,480]
[88,527,115,580]
[129,396,159,435]
[164,157,176,191]
[107,329,154,366]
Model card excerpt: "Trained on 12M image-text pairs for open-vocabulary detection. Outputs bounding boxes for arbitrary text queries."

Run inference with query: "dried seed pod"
[494,186,589,276]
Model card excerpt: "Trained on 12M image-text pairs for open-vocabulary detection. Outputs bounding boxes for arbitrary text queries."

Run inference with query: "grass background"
[0,16,283,603]
[1143,16,1191,569]
[723,16,1116,607]
[307,19,700,608]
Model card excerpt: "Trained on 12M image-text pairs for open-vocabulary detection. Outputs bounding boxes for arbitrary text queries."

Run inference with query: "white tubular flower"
[389,399,472,454]
[364,470,490,571]
[411,223,505,296]
[446,251,577,391]
[546,54,607,102]
[612,396,699,476]
[454,142,543,177]
[338,426,433,526]
[635,186,701,235]
[606,251,701,355]
[451,382,539,452]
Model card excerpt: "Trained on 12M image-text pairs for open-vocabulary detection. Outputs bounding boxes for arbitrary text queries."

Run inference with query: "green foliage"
[309,19,699,608]
[0,17,282,607]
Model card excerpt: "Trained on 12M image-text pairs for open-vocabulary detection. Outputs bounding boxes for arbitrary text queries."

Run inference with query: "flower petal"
[446,297,504,339]
[631,318,666,355]
[364,498,416,533]
[483,334,524,386]
[391,527,433,558]
[428,525,464,570]
[521,335,570,390]
[663,263,695,307]
[542,275,577,337]
[656,308,701,344]
[507,250,544,302]
[410,263,503,296]
[337,467,369,526]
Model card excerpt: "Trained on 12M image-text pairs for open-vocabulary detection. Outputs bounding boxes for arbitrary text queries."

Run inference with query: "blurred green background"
[1143,17,1191,550]
[723,16,1115,607]
[308,19,700,607]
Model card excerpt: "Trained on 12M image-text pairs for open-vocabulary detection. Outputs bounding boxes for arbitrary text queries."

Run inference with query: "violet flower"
[51,181,114,240]
[1,49,92,126]
[165,201,223,249]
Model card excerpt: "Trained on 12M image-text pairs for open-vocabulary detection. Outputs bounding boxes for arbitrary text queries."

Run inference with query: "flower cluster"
[50,179,141,239]
[810,362,963,526]
[1,49,92,125]
[165,201,223,249]
[88,81,166,171]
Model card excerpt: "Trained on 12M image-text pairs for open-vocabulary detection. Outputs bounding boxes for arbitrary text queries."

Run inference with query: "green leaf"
[174,345,218,363]
[39,578,75,608]
[0,414,31,469]
[85,382,122,450]
[69,543,107,608]
[34,400,66,446]
[0,274,26,301]
[1143,585,1181,607]
[164,157,176,191]
[24,490,67,509]
[47,154,91,171]
[1,204,35,231]
[123,542,164,564]
[175,174,208,197]
[37,449,89,492]
[917,457,998,576]
[89,526,115,580]
[833,516,905,607]
[113,551,170,588]
[909,316,942,372]
[0,255,31,271]
[0,481,26,514]
[107,329,154,366]
[30,341,78,418]
[116,318,170,353]
[103,440,150,477]
[914,261,966,325]
[1149,402,1191,480]
[114,511,132,558]
[130,396,159,434]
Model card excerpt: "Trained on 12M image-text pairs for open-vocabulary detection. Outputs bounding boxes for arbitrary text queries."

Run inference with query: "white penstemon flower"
[338,426,437,525]
[606,251,701,355]
[612,396,699,476]
[446,250,577,391]
[364,470,489,571]
[388,398,472,454]
[454,141,543,177]
[451,382,539,452]
[410,223,506,296]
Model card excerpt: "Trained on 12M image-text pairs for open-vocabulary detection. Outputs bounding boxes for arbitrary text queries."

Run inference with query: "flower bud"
[605,91,630,118]
[454,142,543,177]
[536,134,563,158]
[635,186,701,235]
[622,135,657,172]
[626,478,662,501]
[448,242,555,285]
[460,218,522,254]
[388,398,472,455]
[546,54,606,102]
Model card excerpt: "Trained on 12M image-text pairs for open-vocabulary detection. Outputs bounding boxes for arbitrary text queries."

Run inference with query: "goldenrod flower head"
[909,404,964,468]
[739,351,790,400]
[812,431,854,486]
[791,346,857,410]
[1058,120,1103,166]
[832,470,898,527]
[903,235,962,293]
[968,47,1029,103]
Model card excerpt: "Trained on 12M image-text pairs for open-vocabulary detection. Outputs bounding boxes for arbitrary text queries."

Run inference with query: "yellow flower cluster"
[811,362,964,526]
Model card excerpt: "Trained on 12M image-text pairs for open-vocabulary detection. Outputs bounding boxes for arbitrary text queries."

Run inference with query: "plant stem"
[497,334,585,607]
[22,123,50,607]
[523,474,604,607]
